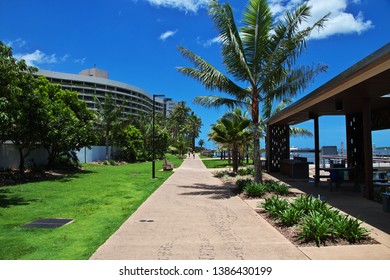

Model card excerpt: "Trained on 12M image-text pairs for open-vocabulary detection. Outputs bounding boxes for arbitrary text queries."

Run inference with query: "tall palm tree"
[94,93,123,160]
[209,108,251,173]
[186,112,203,151]
[178,0,328,182]
[167,101,191,141]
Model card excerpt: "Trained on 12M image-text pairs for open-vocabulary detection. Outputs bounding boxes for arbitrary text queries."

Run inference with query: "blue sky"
[1,0,389,150]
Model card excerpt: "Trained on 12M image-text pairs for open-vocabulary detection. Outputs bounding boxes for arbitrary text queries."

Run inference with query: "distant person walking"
[192,150,195,159]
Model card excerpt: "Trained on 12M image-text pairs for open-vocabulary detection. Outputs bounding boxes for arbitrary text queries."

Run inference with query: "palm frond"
[271,63,328,100]
[290,127,313,137]
[241,0,272,76]
[178,46,248,99]
[208,0,254,84]
[193,95,246,110]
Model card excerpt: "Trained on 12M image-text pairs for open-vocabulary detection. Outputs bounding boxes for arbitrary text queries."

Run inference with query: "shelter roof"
[268,43,390,127]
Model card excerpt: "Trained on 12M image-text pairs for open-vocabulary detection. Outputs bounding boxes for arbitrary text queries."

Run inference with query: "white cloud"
[14,50,58,66]
[199,36,222,47]
[5,38,26,48]
[145,0,208,13]
[74,57,86,64]
[159,29,178,41]
[268,0,373,39]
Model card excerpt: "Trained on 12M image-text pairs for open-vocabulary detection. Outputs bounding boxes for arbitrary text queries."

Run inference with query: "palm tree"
[209,108,251,174]
[198,139,205,149]
[186,112,203,151]
[94,93,123,160]
[167,101,191,142]
[178,0,328,182]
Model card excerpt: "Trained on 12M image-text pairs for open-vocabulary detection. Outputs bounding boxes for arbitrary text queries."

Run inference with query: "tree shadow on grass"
[0,189,31,208]
[177,183,238,200]
[0,168,95,187]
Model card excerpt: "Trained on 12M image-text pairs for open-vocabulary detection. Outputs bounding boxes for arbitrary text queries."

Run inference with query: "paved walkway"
[90,155,390,260]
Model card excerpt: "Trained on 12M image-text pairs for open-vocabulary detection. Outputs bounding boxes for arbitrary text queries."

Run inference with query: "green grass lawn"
[201,158,250,169]
[0,155,182,260]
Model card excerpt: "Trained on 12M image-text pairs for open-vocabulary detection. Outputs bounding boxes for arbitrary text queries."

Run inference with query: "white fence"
[0,142,49,169]
[0,143,111,169]
[76,146,112,163]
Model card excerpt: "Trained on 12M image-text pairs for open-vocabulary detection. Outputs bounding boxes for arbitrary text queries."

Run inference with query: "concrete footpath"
[90,155,390,260]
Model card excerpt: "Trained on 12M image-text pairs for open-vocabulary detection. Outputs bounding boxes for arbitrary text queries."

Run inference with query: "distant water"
[258,149,390,163]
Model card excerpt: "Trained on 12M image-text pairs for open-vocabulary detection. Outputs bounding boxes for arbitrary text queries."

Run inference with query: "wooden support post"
[362,99,373,199]
[313,114,320,186]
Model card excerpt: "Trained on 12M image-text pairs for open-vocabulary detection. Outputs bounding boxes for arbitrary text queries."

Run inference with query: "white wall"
[0,143,111,169]
[0,143,49,169]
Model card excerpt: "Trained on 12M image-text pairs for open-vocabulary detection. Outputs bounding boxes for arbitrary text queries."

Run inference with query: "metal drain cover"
[22,218,74,228]
[139,219,154,223]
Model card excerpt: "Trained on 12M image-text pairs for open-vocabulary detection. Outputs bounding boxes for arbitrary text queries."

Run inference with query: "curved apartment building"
[36,68,176,118]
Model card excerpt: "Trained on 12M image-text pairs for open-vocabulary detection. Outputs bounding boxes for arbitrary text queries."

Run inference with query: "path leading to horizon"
[90,155,307,260]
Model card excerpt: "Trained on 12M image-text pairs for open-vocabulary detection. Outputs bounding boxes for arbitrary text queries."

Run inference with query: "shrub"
[333,215,368,243]
[298,211,333,246]
[291,194,328,214]
[243,182,267,198]
[262,180,279,192]
[278,207,304,226]
[273,183,290,196]
[236,178,252,193]
[214,170,228,178]
[261,196,289,217]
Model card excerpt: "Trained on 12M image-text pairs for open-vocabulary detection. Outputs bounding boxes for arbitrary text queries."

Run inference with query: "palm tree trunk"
[232,145,238,174]
[253,125,262,183]
[105,128,109,160]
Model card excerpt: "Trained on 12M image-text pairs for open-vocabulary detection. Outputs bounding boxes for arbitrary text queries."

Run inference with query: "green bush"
[333,215,368,243]
[236,178,252,193]
[237,167,254,176]
[291,194,328,214]
[243,182,267,198]
[298,211,334,246]
[262,194,369,246]
[273,183,290,196]
[261,196,289,217]
[260,180,290,195]
[278,207,304,226]
[214,170,228,178]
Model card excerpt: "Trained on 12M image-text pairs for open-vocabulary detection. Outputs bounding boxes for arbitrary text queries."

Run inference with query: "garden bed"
[214,171,378,247]
[257,210,378,247]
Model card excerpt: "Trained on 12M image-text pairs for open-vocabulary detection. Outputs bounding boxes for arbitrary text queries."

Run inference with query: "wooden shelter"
[267,43,390,199]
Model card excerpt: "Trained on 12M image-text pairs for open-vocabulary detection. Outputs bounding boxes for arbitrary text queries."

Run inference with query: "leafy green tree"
[0,42,43,174]
[178,0,328,182]
[34,76,95,167]
[114,124,143,162]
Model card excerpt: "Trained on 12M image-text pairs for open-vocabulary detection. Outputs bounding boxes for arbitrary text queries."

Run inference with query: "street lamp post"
[152,94,165,179]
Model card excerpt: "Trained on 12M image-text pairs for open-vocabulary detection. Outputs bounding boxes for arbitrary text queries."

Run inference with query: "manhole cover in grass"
[22,218,74,228]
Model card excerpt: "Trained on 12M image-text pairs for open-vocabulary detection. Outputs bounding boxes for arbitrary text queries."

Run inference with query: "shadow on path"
[177,183,238,200]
